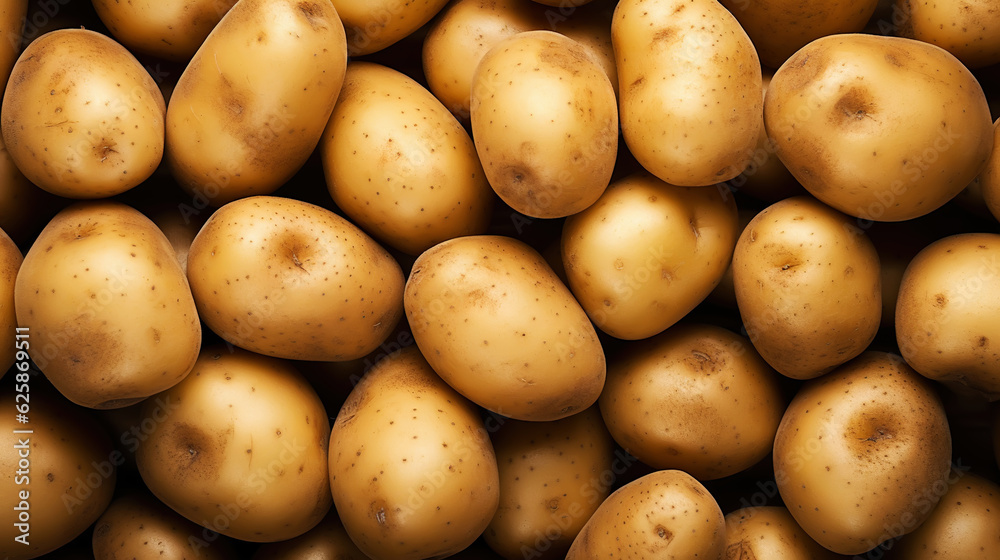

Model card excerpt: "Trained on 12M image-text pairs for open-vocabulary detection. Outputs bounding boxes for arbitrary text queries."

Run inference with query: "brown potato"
[895,0,1000,69]
[92,0,237,61]
[724,506,845,560]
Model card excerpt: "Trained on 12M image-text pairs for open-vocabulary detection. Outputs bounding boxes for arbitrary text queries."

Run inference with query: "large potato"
[1,29,165,198]
[561,173,738,340]
[92,0,237,61]
[187,196,404,361]
[773,352,952,555]
[135,347,332,542]
[322,62,494,255]
[0,228,20,376]
[14,202,201,408]
[895,0,1000,69]
[724,506,844,560]
[613,0,761,186]
[333,0,449,55]
[166,0,347,205]
[471,30,617,218]
[405,235,606,421]
[733,196,881,379]
[895,233,1000,400]
[329,347,500,560]
[765,34,994,221]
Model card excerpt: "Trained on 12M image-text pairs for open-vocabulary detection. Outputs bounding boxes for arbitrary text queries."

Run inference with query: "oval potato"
[333,0,449,56]
[92,0,237,61]
[895,0,1000,69]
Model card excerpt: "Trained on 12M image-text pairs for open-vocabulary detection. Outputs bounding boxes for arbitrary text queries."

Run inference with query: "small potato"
[252,510,367,559]
[565,469,726,559]
[471,30,617,218]
[724,506,845,560]
[895,0,1000,69]
[322,62,494,255]
[895,233,1000,400]
[733,196,881,379]
[773,352,952,555]
[613,0,761,186]
[92,0,237,61]
[405,235,606,421]
[561,173,738,340]
[1,29,166,198]
[329,347,500,560]
[0,228,20,376]
[135,347,332,542]
[765,34,994,221]
[981,119,1000,223]
[333,0,450,55]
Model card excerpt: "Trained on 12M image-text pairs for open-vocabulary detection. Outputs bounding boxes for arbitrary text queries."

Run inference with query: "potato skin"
[0,228,20,376]
[1,29,165,198]
[895,0,1000,69]
[982,119,1000,223]
[613,0,761,186]
[329,347,500,560]
[405,235,606,421]
[166,0,347,205]
[332,0,450,55]
[322,62,493,255]
[765,34,994,222]
[92,0,237,61]
[895,233,1000,400]
[187,196,404,361]
[561,173,738,340]
[14,202,201,409]
[724,506,846,560]
[733,196,881,379]
[565,469,726,559]
[773,352,952,555]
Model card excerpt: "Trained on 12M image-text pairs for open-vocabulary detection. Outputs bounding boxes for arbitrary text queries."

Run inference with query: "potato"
[252,510,368,559]
[0,0,26,86]
[561,173,738,340]
[471,30,617,218]
[333,0,449,55]
[765,34,994,222]
[14,202,201,408]
[322,62,494,255]
[773,352,952,555]
[166,0,347,205]
[135,346,332,542]
[718,0,878,68]
[329,347,500,560]
[724,506,844,560]
[405,235,606,421]
[1,29,166,198]
[187,195,404,361]
[550,3,618,100]
[565,469,726,559]
[92,0,236,61]
[733,196,881,379]
[484,406,615,560]
[0,387,116,560]
[889,471,1000,559]
[895,0,1000,69]
[982,119,1000,223]
[613,0,761,186]
[92,491,237,560]
[600,324,784,480]
[146,202,207,275]
[0,227,20,376]
[895,233,1000,400]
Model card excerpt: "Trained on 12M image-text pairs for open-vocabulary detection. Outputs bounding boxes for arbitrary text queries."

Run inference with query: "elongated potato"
[92,0,237,61]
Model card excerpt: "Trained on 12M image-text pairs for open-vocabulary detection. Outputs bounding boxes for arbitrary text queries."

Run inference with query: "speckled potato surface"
[895,0,1000,69]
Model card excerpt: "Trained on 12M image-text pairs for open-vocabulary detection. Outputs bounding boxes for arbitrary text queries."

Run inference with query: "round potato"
[765,34,994,222]
[166,0,347,205]
[895,0,1000,69]
[405,235,606,421]
[613,0,761,186]
[724,506,844,560]
[733,196,881,379]
[14,202,201,408]
[92,0,237,61]
[329,347,500,560]
[773,352,952,555]
[566,469,726,559]
[1,29,165,198]
[471,30,617,218]
[333,0,449,55]
[252,510,368,559]
[981,119,1000,223]
[0,227,21,377]
[561,173,738,340]
[895,233,1000,400]
[322,62,494,255]
[135,347,332,542]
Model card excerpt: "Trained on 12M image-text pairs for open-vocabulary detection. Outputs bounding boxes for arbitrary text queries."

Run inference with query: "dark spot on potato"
[538,41,587,75]
[164,423,223,478]
[655,524,673,542]
[934,293,947,308]
[297,2,327,29]
[653,27,678,44]
[833,87,877,124]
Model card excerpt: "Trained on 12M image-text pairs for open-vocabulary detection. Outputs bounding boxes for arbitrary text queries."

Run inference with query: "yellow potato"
[1,29,165,198]
[405,235,606,421]
[0,0,26,86]
[166,0,347,205]
[187,196,404,361]
[322,62,494,255]
[733,196,881,379]
[0,228,20,377]
[765,34,994,221]
[333,0,450,55]
[613,0,761,186]
[895,0,1000,69]
[92,0,237,61]
[14,202,201,409]
[895,233,1000,400]
[981,119,1000,223]
[561,173,738,340]
[724,506,844,560]
[135,347,332,543]
[251,510,368,559]
[329,347,500,560]
[471,30,617,218]
[773,352,952,555]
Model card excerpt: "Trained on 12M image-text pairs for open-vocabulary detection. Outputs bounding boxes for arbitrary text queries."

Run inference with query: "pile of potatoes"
[0,0,999,558]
